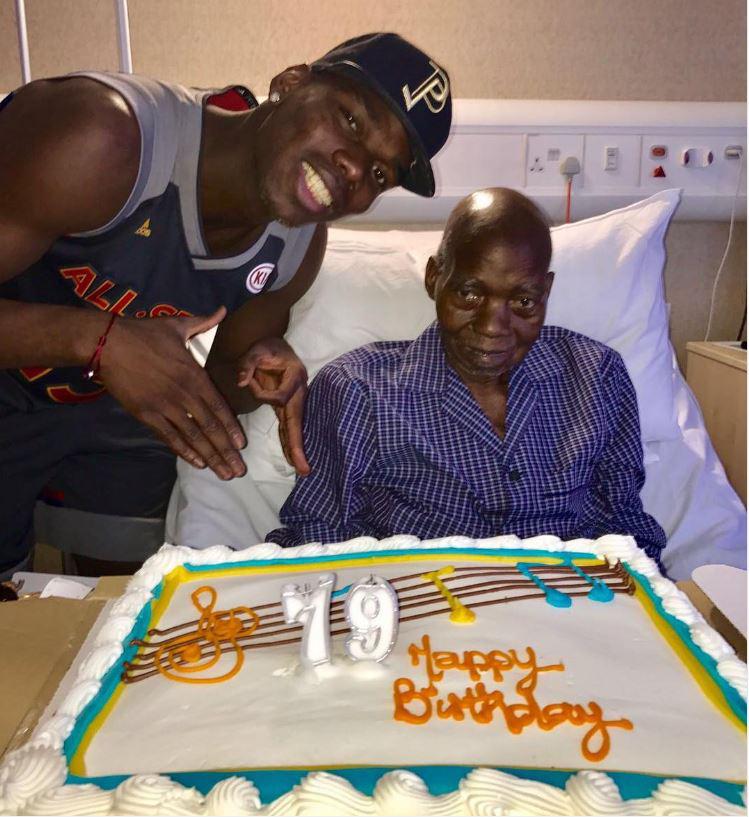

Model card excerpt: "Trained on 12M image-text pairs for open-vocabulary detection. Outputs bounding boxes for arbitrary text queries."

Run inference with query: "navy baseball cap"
[312,33,452,197]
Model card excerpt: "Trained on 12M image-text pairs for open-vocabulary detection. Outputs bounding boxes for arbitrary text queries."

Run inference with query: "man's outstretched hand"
[99,307,247,480]
[237,337,310,476]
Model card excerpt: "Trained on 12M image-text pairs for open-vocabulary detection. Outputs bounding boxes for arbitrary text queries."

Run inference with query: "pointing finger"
[279,392,309,476]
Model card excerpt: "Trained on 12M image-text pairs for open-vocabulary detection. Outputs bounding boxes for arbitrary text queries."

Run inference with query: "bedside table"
[686,341,746,505]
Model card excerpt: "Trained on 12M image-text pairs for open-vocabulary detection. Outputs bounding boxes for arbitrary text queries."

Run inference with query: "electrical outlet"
[641,136,746,192]
[525,135,584,188]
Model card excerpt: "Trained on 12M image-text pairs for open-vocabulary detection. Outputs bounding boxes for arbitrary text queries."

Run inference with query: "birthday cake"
[0,534,746,816]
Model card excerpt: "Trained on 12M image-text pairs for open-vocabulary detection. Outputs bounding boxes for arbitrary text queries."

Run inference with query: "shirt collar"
[513,326,565,384]
[398,322,448,392]
[399,322,564,392]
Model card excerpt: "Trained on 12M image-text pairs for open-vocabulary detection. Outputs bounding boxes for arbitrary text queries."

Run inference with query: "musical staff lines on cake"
[122,560,633,685]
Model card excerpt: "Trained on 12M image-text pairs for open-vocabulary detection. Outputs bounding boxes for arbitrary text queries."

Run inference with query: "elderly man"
[267,188,666,562]
[0,33,451,576]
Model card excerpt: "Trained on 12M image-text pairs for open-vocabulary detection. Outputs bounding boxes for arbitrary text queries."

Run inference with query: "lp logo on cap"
[246,263,275,293]
[402,60,449,114]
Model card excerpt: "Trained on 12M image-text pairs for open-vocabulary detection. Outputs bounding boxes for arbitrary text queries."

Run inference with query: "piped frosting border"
[0,533,746,816]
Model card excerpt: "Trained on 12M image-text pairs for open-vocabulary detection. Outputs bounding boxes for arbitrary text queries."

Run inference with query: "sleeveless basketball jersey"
[1,72,316,407]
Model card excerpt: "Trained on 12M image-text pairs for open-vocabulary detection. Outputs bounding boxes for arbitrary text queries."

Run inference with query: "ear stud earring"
[269,91,281,104]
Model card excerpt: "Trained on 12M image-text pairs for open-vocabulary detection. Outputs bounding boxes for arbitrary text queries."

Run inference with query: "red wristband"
[83,312,118,380]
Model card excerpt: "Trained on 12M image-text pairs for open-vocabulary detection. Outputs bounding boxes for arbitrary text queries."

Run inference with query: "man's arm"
[265,363,377,548]
[206,223,327,474]
[583,353,667,562]
[0,77,140,359]
[0,77,247,480]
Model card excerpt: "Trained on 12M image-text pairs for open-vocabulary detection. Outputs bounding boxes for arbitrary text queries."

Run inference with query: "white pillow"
[545,189,681,441]
[285,234,435,381]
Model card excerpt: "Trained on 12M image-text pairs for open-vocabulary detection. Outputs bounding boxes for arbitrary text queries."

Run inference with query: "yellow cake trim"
[632,575,745,733]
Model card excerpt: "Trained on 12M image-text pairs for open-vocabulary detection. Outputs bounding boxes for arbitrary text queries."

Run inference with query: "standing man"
[0,33,452,576]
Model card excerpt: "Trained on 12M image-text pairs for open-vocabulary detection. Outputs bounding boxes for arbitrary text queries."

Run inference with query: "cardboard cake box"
[0,573,745,764]
[0,576,127,759]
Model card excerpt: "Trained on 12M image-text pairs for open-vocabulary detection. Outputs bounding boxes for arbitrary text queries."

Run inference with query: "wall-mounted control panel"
[365,99,746,223]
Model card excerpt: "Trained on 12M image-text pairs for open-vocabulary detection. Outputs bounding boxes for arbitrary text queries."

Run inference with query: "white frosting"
[0,747,66,812]
[1,534,745,816]
[93,614,138,647]
[287,771,378,815]
[565,770,651,815]
[55,680,100,720]
[461,767,574,815]
[111,775,204,815]
[77,645,123,684]
[202,777,261,816]
[19,784,113,815]
[2,769,745,816]
[30,717,75,752]
[651,779,746,815]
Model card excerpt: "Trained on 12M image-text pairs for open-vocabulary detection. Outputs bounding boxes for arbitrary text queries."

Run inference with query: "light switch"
[604,146,619,171]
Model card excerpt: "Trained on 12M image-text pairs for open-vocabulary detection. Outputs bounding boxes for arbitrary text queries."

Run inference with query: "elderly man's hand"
[237,337,310,476]
[98,307,247,480]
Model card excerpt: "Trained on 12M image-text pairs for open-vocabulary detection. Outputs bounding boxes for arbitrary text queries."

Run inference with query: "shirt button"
[509,469,522,482]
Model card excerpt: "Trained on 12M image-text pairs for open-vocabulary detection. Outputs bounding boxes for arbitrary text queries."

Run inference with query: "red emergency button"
[650,145,668,159]
[652,165,666,178]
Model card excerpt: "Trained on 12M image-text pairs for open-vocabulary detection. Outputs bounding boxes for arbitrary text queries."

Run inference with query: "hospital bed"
[166,189,747,581]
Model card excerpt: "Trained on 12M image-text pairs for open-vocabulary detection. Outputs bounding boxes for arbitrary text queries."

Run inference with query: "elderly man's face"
[426,236,553,385]
[256,72,412,226]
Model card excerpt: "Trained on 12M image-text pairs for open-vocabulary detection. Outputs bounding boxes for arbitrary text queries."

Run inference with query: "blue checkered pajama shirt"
[267,323,666,563]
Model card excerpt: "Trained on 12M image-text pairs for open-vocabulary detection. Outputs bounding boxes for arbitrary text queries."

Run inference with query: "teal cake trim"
[65,766,745,806]
[181,546,600,572]
[62,578,166,764]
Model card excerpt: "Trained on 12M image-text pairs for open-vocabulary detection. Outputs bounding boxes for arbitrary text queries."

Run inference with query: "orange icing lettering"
[394,635,633,762]
[393,677,435,724]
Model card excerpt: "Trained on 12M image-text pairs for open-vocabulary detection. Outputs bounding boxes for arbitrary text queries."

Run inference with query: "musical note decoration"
[517,563,572,608]
[421,566,477,624]
[122,559,632,686]
[563,555,615,602]
[517,555,615,608]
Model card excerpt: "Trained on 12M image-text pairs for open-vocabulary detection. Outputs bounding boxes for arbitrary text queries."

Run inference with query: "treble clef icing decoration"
[137,585,259,685]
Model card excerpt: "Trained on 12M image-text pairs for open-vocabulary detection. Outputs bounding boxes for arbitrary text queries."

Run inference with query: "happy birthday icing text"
[393,635,633,761]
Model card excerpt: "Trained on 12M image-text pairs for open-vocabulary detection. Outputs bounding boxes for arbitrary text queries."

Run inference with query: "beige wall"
[7,0,742,100]
[2,0,746,366]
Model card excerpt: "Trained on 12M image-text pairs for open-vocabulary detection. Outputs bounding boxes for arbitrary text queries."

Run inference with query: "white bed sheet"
[641,355,746,578]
